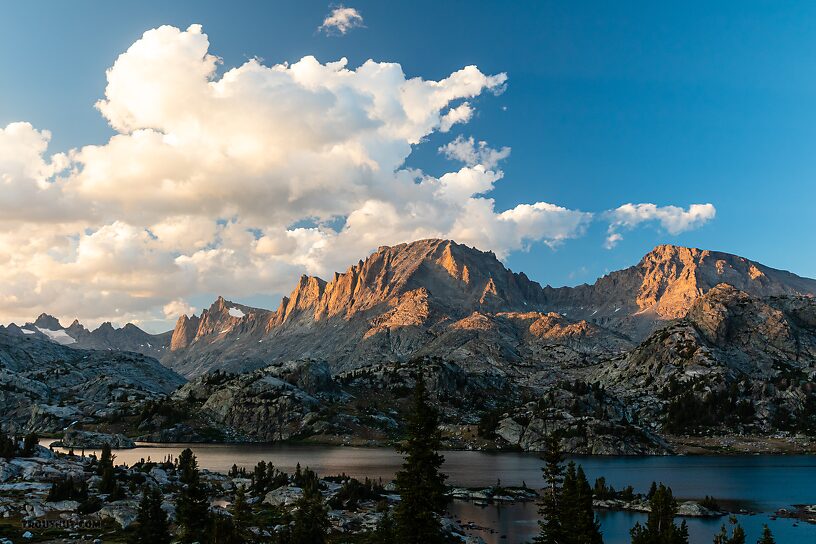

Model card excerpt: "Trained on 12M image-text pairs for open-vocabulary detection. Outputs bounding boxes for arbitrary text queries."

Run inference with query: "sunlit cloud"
[318,5,364,36]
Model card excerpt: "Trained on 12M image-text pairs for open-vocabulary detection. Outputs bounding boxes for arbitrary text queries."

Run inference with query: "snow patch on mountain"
[36,327,76,345]
[228,307,245,318]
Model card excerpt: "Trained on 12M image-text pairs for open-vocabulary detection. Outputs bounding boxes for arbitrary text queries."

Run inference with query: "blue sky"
[1,1,814,328]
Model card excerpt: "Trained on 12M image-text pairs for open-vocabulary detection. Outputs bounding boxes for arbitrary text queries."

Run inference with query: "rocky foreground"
[0,443,483,544]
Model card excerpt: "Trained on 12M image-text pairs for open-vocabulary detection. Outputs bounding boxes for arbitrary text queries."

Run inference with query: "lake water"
[53,442,816,544]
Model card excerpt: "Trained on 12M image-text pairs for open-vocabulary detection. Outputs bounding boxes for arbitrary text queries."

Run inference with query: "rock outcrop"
[57,429,136,449]
[594,285,816,435]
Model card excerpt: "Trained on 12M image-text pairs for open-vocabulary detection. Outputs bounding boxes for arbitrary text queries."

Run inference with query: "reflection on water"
[50,442,816,543]
[450,501,814,544]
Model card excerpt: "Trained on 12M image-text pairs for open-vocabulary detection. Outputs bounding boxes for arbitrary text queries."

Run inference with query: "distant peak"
[33,313,62,330]
[210,296,230,311]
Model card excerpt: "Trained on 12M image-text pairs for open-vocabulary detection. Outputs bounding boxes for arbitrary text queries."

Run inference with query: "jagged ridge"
[162,240,816,377]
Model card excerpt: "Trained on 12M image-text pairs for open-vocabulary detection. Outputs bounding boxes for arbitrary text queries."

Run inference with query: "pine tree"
[0,434,16,459]
[210,514,241,544]
[175,448,210,544]
[394,366,448,544]
[97,443,114,475]
[231,484,253,543]
[22,432,38,456]
[535,432,564,544]
[97,442,117,494]
[756,525,775,544]
[560,462,579,542]
[713,517,745,544]
[630,483,688,544]
[252,460,268,494]
[131,486,170,544]
[573,465,602,544]
[291,469,329,544]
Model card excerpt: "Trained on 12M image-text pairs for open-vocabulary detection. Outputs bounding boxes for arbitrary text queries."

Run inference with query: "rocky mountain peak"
[96,322,115,333]
[170,314,200,351]
[169,295,272,353]
[33,313,62,330]
[65,320,88,338]
[267,238,546,327]
[635,244,816,319]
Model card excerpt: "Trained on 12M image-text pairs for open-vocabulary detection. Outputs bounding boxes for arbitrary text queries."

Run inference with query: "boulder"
[263,486,303,507]
[97,499,139,528]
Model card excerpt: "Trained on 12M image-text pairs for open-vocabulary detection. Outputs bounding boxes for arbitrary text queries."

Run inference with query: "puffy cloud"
[439,135,511,170]
[318,5,364,35]
[163,299,197,319]
[605,203,716,248]
[0,24,713,331]
[0,122,73,223]
[439,102,473,132]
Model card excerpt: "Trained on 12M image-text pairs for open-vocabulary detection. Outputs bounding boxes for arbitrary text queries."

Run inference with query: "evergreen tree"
[47,477,88,502]
[560,462,579,542]
[756,525,775,544]
[22,432,38,456]
[97,442,117,494]
[252,460,268,494]
[131,486,170,544]
[573,465,602,544]
[535,432,564,544]
[394,366,448,544]
[630,483,689,544]
[210,514,241,544]
[713,517,745,544]
[175,448,210,544]
[0,434,16,459]
[231,484,253,543]
[290,469,329,544]
[97,442,114,475]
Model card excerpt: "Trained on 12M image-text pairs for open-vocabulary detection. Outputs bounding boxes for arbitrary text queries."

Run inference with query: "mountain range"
[3,239,815,453]
[9,239,809,377]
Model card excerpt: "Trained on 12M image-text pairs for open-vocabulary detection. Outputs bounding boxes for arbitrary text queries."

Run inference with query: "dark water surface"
[55,442,816,544]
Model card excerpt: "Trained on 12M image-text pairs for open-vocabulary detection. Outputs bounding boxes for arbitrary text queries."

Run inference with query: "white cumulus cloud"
[439,135,511,170]
[605,203,716,248]
[319,5,364,35]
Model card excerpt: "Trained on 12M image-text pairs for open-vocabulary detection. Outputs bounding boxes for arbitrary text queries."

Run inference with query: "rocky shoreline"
[45,427,816,457]
[773,504,816,525]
